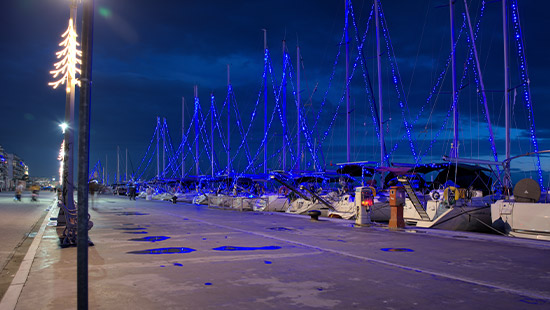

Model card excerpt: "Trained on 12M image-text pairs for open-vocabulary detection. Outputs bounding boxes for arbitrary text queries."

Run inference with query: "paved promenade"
[3,195,550,309]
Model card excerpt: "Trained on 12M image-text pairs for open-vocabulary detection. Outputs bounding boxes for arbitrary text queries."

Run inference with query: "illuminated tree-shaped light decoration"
[49,18,82,92]
[58,140,65,186]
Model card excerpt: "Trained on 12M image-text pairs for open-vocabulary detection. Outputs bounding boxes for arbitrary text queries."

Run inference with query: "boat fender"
[458,188,467,199]
[278,186,290,196]
[443,186,459,204]
[465,188,473,200]
[368,186,377,198]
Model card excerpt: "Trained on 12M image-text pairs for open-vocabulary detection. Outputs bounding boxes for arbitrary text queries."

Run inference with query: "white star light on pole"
[49,18,82,92]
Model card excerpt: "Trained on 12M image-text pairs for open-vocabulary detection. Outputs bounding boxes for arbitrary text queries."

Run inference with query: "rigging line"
[210,95,222,174]
[315,12,377,164]
[161,120,179,177]
[179,106,201,177]
[464,1,500,167]
[378,3,418,162]
[231,50,275,170]
[243,77,283,173]
[311,18,346,135]
[163,131,179,178]
[286,56,316,164]
[231,93,254,166]
[388,15,469,163]
[136,146,155,181]
[196,100,216,174]
[405,0,432,102]
[135,121,160,179]
[419,15,474,162]
[510,0,543,188]
[349,1,383,156]
[313,2,373,163]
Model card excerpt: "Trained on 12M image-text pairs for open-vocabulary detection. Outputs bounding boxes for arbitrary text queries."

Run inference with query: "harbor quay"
[3,195,550,309]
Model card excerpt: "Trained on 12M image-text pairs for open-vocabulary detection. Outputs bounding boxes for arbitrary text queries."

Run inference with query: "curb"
[0,201,56,310]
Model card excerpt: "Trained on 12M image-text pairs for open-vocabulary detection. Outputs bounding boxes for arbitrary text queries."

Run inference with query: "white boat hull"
[405,198,493,232]
[491,200,550,241]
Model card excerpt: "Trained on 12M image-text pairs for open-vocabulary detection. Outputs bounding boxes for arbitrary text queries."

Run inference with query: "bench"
[58,200,94,248]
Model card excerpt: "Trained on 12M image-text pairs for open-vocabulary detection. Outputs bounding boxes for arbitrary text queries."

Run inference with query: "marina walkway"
[4,195,550,309]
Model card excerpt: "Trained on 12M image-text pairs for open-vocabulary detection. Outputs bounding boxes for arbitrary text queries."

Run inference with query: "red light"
[362,198,373,207]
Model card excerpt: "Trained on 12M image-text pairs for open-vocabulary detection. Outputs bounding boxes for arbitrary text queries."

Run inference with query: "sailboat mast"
[125,148,127,182]
[375,0,385,166]
[227,64,231,175]
[282,40,287,171]
[449,0,459,158]
[502,0,511,183]
[185,97,188,179]
[345,0,351,162]
[296,43,301,171]
[162,117,166,179]
[463,0,496,162]
[263,29,268,174]
[194,86,199,176]
[117,145,120,183]
[156,116,160,179]
[211,93,214,177]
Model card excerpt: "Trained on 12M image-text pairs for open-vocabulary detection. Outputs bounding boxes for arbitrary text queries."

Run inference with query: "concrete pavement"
[4,195,550,309]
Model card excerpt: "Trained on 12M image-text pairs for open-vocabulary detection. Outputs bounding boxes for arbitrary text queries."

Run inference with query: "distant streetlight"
[59,122,68,134]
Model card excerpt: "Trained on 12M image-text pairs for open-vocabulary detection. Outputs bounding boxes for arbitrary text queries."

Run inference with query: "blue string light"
[510,0,543,189]
[377,2,418,162]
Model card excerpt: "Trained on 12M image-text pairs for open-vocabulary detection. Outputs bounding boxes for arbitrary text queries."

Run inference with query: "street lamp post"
[49,0,81,224]
[77,0,95,308]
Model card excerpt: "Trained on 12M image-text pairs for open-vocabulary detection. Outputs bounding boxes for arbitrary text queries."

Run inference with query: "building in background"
[0,145,28,191]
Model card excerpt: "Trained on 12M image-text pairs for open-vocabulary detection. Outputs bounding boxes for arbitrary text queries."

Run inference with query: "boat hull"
[491,200,550,241]
[405,199,493,232]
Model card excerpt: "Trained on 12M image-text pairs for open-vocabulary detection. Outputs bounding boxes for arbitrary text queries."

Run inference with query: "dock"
[4,196,550,309]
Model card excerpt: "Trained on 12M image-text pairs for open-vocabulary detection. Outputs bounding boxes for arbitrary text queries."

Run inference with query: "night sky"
[1,0,548,185]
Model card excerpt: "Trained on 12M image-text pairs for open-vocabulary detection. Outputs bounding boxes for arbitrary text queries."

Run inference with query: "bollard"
[389,186,405,230]
[355,186,374,226]
[308,210,321,221]
[146,187,153,201]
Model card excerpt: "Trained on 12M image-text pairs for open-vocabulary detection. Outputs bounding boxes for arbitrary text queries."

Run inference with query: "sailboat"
[399,0,511,232]
[491,152,550,240]
[400,160,497,231]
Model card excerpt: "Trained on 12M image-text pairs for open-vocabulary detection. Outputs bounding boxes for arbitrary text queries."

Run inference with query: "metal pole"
[156,116,160,179]
[163,117,166,178]
[282,40,287,171]
[210,93,214,177]
[125,148,127,182]
[227,64,231,175]
[296,43,301,171]
[263,29,268,174]
[116,145,119,183]
[375,0,385,166]
[463,0,496,161]
[60,0,78,224]
[449,0,459,158]
[345,0,351,162]
[194,85,199,176]
[77,0,94,308]
[185,97,188,179]
[503,0,511,185]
